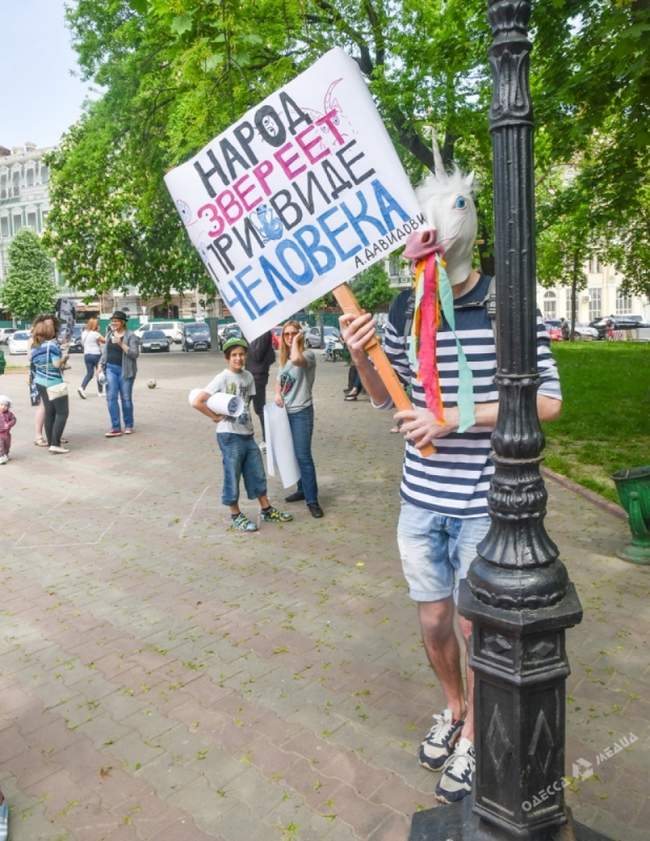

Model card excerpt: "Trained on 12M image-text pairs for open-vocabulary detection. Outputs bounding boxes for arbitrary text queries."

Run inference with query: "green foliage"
[544,343,650,503]
[45,0,650,300]
[352,263,394,312]
[0,229,57,321]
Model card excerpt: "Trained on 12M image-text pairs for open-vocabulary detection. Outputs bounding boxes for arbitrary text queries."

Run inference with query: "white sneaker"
[419,708,464,771]
[77,387,87,399]
[49,445,70,454]
[435,737,475,803]
[0,455,8,464]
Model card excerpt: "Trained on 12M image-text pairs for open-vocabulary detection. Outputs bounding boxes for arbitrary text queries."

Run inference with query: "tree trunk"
[571,251,579,341]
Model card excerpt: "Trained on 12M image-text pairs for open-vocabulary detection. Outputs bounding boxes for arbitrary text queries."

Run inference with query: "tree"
[46,0,650,299]
[1,229,57,321]
[352,263,394,312]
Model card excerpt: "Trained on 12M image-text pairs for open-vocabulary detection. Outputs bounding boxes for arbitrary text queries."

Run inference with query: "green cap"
[222,336,248,354]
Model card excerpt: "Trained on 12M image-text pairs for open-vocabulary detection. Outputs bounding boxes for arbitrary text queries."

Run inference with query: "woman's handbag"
[47,382,68,401]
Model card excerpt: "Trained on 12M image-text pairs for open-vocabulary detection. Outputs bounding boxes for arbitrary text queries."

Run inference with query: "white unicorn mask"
[414,139,477,286]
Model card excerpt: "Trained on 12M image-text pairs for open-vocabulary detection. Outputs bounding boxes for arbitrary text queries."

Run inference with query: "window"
[588,288,602,321]
[26,169,34,188]
[13,215,22,233]
[588,256,601,274]
[388,255,400,277]
[616,293,633,315]
[543,290,557,320]
[27,212,37,231]
[0,217,9,239]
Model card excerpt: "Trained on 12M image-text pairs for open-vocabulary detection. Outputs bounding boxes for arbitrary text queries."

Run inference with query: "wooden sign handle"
[333,283,435,457]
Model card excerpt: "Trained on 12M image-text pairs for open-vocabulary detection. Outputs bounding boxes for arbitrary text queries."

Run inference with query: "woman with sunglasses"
[274,320,323,518]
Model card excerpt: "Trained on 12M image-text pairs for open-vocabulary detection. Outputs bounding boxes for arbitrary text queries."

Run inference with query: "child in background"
[192,336,293,532]
[0,395,17,464]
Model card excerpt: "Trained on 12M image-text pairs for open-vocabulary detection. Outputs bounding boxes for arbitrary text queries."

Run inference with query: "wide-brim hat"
[111,310,128,322]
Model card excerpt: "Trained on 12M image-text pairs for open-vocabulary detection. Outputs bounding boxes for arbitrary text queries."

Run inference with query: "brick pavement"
[0,351,647,841]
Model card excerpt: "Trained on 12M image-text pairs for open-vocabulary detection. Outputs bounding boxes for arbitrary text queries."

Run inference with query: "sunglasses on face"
[284,331,299,337]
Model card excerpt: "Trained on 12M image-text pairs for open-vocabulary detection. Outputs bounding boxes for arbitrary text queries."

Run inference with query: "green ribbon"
[438,259,476,432]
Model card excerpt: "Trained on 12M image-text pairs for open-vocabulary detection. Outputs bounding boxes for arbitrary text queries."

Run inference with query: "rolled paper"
[187,388,244,416]
[264,403,301,488]
[207,392,245,417]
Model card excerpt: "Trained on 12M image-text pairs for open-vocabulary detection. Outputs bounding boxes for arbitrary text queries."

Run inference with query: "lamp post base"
[409,798,612,841]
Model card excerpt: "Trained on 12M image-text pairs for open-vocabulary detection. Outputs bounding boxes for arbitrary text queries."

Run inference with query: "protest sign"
[165,47,423,342]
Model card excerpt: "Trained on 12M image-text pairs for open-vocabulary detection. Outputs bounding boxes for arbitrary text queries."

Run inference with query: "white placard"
[165,47,423,341]
[264,403,301,489]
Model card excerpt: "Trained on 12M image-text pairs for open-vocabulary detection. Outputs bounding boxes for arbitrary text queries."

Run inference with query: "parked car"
[304,326,340,348]
[572,323,599,340]
[8,330,31,355]
[218,323,242,348]
[0,327,18,345]
[140,330,171,352]
[135,321,184,343]
[271,326,283,349]
[590,315,648,339]
[182,322,211,351]
[68,324,84,353]
[543,320,563,341]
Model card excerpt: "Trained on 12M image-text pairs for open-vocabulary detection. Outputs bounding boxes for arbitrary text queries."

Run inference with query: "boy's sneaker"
[261,506,293,523]
[0,455,8,465]
[230,512,258,532]
[419,708,464,771]
[435,738,475,803]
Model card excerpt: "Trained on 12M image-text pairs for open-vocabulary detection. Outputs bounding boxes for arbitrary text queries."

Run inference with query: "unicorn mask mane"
[414,139,477,286]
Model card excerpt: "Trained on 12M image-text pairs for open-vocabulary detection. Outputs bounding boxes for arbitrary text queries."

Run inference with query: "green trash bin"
[611,466,650,565]
[0,349,5,376]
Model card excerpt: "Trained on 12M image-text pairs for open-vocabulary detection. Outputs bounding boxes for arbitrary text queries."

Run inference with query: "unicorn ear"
[464,170,477,193]
[432,134,447,182]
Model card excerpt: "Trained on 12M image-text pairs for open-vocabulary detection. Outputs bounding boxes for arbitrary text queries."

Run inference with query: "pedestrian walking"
[30,317,70,454]
[78,317,105,398]
[100,311,139,437]
[275,320,323,518]
[0,395,16,464]
[192,336,292,532]
[247,329,275,449]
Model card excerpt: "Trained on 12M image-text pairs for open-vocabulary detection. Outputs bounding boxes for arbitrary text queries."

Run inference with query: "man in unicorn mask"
[339,143,562,804]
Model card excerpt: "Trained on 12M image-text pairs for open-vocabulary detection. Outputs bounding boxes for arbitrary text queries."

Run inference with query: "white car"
[0,327,18,345]
[573,323,599,340]
[8,330,31,354]
[135,321,184,343]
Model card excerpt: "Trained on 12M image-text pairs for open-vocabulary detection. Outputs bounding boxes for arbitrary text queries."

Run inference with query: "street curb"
[542,466,627,521]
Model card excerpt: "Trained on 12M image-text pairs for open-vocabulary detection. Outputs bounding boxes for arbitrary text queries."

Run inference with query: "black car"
[140,330,170,352]
[182,322,211,352]
[68,325,84,353]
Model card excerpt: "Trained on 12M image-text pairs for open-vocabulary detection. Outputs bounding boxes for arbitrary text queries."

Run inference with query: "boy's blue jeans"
[287,405,318,504]
[106,363,134,431]
[217,433,267,505]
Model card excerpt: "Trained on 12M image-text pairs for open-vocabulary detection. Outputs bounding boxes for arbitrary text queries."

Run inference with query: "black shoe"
[308,503,324,518]
[285,491,305,503]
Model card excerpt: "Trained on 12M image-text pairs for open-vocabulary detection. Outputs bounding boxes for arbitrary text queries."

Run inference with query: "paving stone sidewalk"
[0,351,647,841]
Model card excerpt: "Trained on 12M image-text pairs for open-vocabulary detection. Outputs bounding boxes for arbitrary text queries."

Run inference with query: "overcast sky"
[1,1,96,150]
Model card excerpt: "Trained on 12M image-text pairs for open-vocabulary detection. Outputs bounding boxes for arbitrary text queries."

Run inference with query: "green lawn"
[542,342,650,504]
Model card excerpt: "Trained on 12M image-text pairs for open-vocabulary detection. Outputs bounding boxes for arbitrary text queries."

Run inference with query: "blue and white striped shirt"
[384,274,562,518]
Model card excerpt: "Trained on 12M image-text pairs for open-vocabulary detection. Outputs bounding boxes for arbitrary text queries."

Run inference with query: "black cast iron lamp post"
[410,1,610,839]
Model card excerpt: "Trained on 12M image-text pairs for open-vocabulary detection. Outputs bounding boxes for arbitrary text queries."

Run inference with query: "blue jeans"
[397,501,491,603]
[217,433,267,506]
[105,363,134,431]
[287,405,318,504]
[82,353,102,390]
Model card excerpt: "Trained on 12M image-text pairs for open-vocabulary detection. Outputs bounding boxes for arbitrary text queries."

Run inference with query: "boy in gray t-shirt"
[192,337,292,532]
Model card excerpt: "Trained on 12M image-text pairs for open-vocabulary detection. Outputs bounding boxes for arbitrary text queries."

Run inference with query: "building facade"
[537,258,649,324]
[0,142,59,285]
